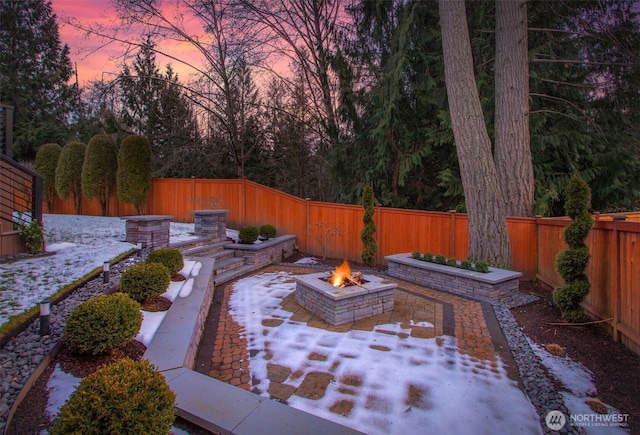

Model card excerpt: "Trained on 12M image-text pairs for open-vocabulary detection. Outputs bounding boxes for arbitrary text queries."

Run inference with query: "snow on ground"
[228,271,542,435]
[529,340,630,434]
[0,214,196,327]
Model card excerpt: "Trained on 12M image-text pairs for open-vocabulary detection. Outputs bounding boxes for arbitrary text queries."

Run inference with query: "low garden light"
[137,242,142,257]
[39,299,51,336]
[103,261,110,284]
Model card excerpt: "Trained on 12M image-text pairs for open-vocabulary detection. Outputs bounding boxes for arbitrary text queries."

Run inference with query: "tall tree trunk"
[494,0,534,217]
[438,0,512,268]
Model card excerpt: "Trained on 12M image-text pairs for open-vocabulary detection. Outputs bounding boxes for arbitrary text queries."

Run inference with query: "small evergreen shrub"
[238,226,259,244]
[447,257,457,267]
[146,248,184,276]
[50,358,176,435]
[553,175,593,322]
[360,185,378,266]
[259,224,277,240]
[120,263,170,302]
[19,219,44,254]
[435,254,447,265]
[423,252,433,262]
[411,251,422,260]
[475,260,489,273]
[461,259,472,270]
[62,293,141,355]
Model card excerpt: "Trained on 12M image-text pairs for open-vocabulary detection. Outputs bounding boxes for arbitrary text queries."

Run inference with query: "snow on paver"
[229,271,543,435]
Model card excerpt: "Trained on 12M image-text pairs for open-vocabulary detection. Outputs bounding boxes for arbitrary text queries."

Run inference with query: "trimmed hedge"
[120,263,170,302]
[50,358,176,435]
[62,293,141,355]
[146,248,184,276]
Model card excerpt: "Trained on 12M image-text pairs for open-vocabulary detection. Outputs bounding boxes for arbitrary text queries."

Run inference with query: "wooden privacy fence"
[47,177,640,355]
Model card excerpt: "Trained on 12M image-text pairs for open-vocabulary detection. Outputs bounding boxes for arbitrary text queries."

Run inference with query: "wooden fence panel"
[507,217,538,281]
[583,222,615,321]
[618,229,640,355]
[193,179,244,228]
[147,178,194,221]
[535,218,567,289]
[306,202,364,262]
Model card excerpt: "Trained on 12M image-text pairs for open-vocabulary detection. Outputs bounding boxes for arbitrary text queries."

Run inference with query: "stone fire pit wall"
[294,271,396,325]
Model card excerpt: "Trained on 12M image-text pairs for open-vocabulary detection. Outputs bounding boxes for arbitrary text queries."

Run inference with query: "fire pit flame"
[330,259,364,288]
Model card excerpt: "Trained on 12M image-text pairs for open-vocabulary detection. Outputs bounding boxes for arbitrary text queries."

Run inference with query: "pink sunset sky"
[51,0,202,86]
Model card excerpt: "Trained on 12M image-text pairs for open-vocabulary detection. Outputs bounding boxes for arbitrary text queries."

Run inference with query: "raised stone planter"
[385,253,522,304]
[226,235,296,267]
[294,271,396,325]
[122,215,173,249]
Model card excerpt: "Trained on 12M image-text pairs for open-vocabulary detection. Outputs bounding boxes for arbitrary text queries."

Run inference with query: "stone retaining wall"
[385,253,522,304]
[227,235,296,267]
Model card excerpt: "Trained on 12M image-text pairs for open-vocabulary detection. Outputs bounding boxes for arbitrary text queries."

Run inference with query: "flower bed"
[385,253,522,304]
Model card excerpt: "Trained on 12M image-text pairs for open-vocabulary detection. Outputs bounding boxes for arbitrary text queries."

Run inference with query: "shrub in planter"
[238,225,259,244]
[447,257,457,267]
[62,293,141,356]
[435,254,447,265]
[474,260,489,273]
[461,259,472,270]
[50,358,176,435]
[423,252,433,262]
[411,251,422,260]
[19,219,44,254]
[259,224,277,240]
[120,263,170,302]
[146,248,184,276]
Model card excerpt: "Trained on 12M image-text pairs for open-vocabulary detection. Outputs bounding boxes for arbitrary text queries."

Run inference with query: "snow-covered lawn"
[0,214,196,327]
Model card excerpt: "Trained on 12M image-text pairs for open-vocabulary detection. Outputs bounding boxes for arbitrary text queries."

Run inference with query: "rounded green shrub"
[475,260,489,273]
[411,251,421,260]
[146,248,184,276]
[259,224,277,240]
[238,226,259,244]
[435,254,447,265]
[447,257,457,267]
[555,247,590,283]
[120,263,170,302]
[62,293,141,356]
[423,252,433,262]
[50,358,176,435]
[461,259,472,270]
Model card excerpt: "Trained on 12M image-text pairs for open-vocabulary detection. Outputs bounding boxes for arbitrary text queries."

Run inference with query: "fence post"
[611,214,626,342]
[448,210,456,258]
[376,205,382,266]
[305,198,310,255]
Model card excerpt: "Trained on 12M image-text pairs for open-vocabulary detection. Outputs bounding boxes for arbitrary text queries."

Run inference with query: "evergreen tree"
[360,185,377,266]
[34,142,61,213]
[55,141,85,214]
[117,135,152,215]
[119,38,203,177]
[0,0,77,160]
[82,134,118,216]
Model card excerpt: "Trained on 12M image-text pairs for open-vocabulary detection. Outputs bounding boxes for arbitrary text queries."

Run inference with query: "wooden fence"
[47,177,640,355]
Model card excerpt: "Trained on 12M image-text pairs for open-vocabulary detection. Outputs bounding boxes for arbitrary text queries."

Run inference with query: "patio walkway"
[196,265,538,434]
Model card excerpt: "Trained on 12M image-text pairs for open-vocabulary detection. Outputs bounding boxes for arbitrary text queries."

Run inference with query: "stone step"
[210,249,236,261]
[181,241,228,257]
[213,264,259,287]
[213,256,245,275]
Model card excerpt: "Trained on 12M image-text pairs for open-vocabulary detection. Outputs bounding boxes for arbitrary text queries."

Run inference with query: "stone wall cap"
[121,215,174,221]
[192,209,229,215]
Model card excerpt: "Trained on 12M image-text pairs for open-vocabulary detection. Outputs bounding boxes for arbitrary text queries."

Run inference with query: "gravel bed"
[0,251,148,433]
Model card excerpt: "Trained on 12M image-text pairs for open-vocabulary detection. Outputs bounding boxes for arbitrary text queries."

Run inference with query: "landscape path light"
[39,299,50,336]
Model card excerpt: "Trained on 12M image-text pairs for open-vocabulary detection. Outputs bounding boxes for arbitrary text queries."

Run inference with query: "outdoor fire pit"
[294,260,397,325]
